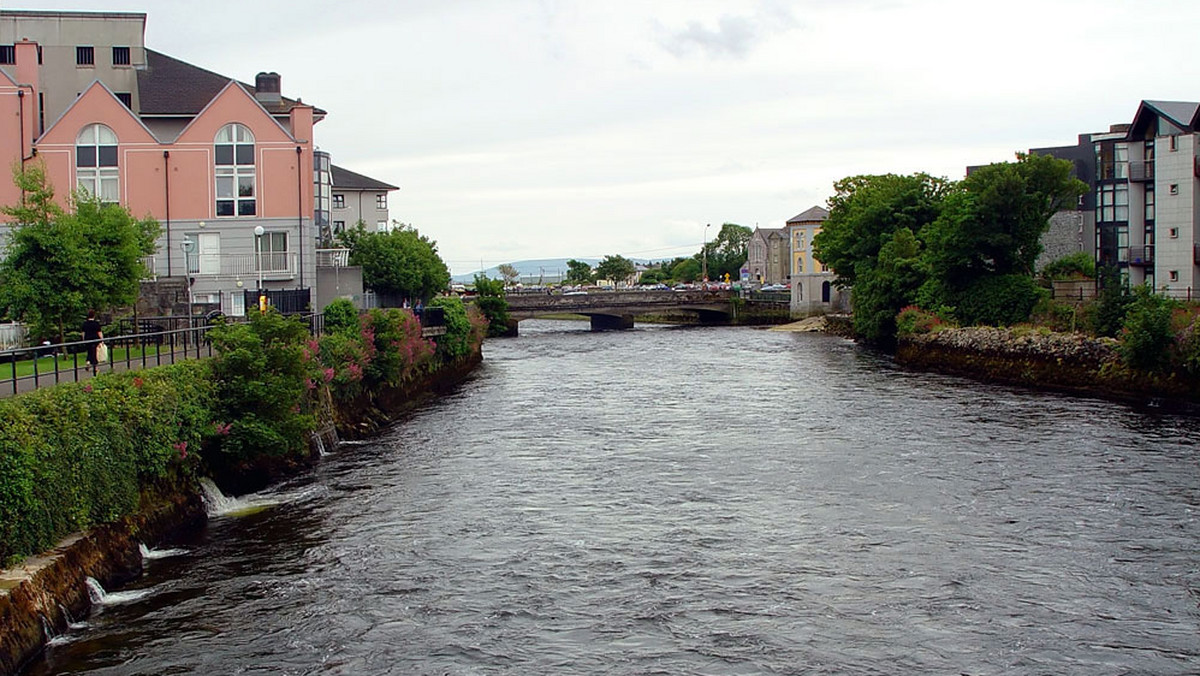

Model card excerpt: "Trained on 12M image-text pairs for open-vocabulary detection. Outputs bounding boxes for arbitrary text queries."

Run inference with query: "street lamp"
[254,225,265,312]
[702,223,712,284]
[180,235,196,313]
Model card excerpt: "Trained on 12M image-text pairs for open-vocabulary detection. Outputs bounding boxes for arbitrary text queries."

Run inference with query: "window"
[111,46,130,66]
[0,45,14,65]
[1096,184,1127,222]
[1170,228,1179,239]
[376,193,387,209]
[115,92,132,108]
[1170,184,1179,196]
[215,123,255,216]
[333,220,345,234]
[1145,186,1155,221]
[332,194,345,208]
[377,220,389,232]
[1170,270,1179,282]
[76,123,118,202]
[1170,135,1179,152]
[76,46,94,66]
[256,231,288,272]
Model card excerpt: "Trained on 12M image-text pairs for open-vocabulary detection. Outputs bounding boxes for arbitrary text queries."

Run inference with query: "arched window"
[76,123,118,202]
[215,123,255,216]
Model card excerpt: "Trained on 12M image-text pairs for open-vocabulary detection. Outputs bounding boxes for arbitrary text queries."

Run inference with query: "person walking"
[82,310,103,375]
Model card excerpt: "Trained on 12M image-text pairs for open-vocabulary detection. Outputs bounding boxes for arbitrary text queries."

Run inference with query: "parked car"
[760,283,788,292]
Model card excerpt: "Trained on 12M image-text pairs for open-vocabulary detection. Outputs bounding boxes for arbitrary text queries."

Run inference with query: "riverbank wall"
[0,342,482,674]
[895,327,1200,406]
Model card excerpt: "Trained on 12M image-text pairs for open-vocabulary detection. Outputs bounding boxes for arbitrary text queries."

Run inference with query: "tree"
[0,164,158,342]
[594,255,637,287]
[671,258,701,283]
[347,224,450,301]
[813,173,950,288]
[496,263,520,287]
[472,274,510,337]
[701,223,752,281]
[851,227,928,345]
[923,153,1087,287]
[565,259,593,285]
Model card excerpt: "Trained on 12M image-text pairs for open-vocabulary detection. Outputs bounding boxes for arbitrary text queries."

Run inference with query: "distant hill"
[451,258,607,284]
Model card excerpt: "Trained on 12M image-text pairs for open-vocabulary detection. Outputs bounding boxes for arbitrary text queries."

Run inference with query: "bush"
[1171,306,1200,376]
[952,274,1046,327]
[361,308,435,386]
[0,362,214,565]
[1088,265,1132,337]
[895,306,952,337]
[1119,286,1179,372]
[323,298,359,335]
[429,295,472,359]
[1040,251,1096,281]
[207,310,318,463]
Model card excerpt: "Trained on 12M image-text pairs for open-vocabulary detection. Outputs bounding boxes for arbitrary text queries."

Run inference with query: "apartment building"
[331,165,399,236]
[1035,100,1200,298]
[0,10,377,316]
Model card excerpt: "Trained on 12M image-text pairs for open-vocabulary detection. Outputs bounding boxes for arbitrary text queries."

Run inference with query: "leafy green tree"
[347,224,450,301]
[472,274,510,337]
[0,164,158,341]
[923,153,1087,286]
[701,223,752,280]
[1040,251,1096,281]
[565,259,594,285]
[672,258,701,282]
[595,255,637,286]
[1090,265,1133,337]
[813,173,950,288]
[322,298,359,335]
[497,263,520,287]
[638,268,668,285]
[851,228,928,345]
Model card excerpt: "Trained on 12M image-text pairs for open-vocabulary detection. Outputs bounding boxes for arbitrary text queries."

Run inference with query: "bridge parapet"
[507,289,733,314]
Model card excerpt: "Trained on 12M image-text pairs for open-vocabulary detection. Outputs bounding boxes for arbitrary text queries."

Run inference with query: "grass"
[0,343,195,380]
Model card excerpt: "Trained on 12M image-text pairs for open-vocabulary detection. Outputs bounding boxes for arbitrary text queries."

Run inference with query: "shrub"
[1169,306,1200,376]
[1119,286,1179,372]
[207,310,318,462]
[429,295,472,359]
[952,274,1046,327]
[1040,251,1095,281]
[361,308,435,386]
[323,298,359,335]
[1088,265,1132,337]
[895,306,952,337]
[0,362,214,565]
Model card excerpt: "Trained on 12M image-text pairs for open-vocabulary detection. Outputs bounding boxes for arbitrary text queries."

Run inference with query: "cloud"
[655,4,800,60]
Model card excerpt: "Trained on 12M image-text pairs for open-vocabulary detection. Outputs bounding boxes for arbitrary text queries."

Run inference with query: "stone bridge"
[505,289,736,333]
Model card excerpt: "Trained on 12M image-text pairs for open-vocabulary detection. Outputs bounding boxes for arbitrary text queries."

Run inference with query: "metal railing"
[0,324,218,397]
[315,248,351,267]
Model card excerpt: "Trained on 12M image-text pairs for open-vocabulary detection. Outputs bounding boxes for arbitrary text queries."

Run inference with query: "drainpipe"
[163,150,172,277]
[296,145,304,288]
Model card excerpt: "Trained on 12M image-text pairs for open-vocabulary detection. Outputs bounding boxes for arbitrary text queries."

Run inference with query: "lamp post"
[702,223,711,284]
[180,235,196,314]
[254,225,265,312]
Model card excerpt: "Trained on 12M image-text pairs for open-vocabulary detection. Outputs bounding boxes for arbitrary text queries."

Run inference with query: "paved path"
[0,346,212,399]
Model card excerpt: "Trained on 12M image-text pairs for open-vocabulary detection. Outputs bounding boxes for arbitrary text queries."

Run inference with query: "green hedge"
[0,361,214,565]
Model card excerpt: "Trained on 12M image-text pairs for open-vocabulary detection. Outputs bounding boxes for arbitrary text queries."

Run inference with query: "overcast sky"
[12,0,1200,275]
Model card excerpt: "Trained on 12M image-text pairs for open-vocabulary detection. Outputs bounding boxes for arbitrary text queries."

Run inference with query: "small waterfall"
[40,614,56,642]
[199,477,274,517]
[314,434,329,457]
[140,542,187,560]
[85,577,107,605]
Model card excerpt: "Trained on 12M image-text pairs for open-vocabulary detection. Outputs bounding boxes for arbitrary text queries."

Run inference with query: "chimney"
[254,72,281,107]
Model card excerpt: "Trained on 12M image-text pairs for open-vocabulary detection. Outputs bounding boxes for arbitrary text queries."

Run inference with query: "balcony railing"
[315,248,351,267]
[1128,246,1154,266]
[1129,161,1154,181]
[184,252,297,278]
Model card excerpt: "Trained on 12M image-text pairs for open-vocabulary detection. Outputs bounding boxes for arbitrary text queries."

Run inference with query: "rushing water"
[22,320,1200,675]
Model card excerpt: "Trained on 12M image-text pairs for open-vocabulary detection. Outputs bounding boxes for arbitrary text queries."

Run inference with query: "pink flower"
[83,384,93,393]
[132,376,144,388]
[347,363,363,381]
[305,377,316,390]
[323,367,336,382]
[213,422,232,436]
[172,441,188,458]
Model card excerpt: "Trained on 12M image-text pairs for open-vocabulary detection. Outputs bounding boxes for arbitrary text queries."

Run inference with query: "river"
[22,320,1200,675]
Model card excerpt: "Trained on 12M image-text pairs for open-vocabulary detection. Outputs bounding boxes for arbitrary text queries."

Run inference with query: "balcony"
[1129,161,1155,181]
[185,252,298,279]
[1128,246,1154,266]
[316,248,351,267]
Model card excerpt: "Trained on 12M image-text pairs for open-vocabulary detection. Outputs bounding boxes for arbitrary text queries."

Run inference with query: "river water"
[22,320,1200,675]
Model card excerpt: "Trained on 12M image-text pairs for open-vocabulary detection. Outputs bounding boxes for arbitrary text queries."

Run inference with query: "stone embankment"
[896,327,1198,406]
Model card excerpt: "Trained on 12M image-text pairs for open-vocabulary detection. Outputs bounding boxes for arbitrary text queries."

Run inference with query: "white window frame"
[76,123,118,202]
[215,123,256,217]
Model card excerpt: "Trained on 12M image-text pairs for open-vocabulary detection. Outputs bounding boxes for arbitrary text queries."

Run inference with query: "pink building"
[0,10,333,316]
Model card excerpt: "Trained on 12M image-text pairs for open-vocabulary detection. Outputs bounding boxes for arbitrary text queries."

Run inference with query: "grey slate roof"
[137,49,325,117]
[332,164,398,191]
[1142,100,1199,129]
[786,206,829,224]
